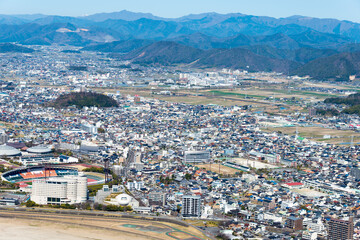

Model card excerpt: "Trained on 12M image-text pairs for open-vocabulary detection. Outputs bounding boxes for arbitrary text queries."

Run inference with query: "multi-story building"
[126,181,144,191]
[0,133,9,145]
[181,195,201,217]
[126,150,144,171]
[286,216,303,231]
[328,217,354,240]
[184,150,210,164]
[350,167,360,180]
[148,192,167,206]
[31,175,87,205]
[81,123,97,134]
[306,218,325,234]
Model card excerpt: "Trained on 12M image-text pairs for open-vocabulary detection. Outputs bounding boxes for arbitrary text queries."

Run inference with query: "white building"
[201,205,214,219]
[81,123,97,134]
[302,231,318,240]
[305,218,326,234]
[31,175,87,205]
[105,193,139,208]
[126,181,144,191]
[258,213,283,223]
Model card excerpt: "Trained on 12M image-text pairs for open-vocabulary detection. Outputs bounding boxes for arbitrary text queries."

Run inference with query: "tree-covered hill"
[48,92,119,108]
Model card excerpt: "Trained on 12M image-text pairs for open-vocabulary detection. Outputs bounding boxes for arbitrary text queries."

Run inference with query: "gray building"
[184,150,210,164]
[0,133,8,145]
[350,167,360,179]
[148,192,167,206]
[181,195,201,217]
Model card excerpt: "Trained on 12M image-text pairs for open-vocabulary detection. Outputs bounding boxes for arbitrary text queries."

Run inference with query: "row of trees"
[93,203,132,212]
[83,167,105,173]
[25,200,132,212]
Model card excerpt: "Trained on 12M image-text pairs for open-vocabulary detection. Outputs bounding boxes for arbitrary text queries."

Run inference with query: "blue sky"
[0,0,359,22]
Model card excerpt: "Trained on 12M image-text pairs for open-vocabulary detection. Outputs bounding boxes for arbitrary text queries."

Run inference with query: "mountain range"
[2,10,360,80]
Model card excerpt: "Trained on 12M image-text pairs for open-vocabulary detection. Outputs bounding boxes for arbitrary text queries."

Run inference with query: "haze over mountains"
[2,10,360,80]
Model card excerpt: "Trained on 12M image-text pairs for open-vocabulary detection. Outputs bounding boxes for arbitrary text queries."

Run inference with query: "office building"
[31,175,87,205]
[182,195,201,217]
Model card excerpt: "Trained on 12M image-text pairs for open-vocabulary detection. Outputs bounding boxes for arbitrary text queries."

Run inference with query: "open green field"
[90,84,347,116]
[263,126,360,145]
[207,90,267,99]
[205,88,342,100]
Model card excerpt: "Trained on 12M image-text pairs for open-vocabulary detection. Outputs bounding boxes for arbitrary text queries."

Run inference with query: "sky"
[0,0,359,22]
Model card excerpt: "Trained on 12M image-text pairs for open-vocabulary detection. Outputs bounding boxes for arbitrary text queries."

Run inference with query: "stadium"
[1,165,105,185]
[2,166,78,183]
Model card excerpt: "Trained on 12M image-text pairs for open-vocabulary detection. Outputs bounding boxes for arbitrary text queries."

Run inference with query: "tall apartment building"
[328,217,354,240]
[286,216,303,231]
[126,150,143,171]
[31,175,87,205]
[181,195,201,217]
[0,133,9,145]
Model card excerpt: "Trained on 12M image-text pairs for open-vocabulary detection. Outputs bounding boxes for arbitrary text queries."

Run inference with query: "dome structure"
[115,193,132,205]
[27,145,52,154]
[0,145,21,156]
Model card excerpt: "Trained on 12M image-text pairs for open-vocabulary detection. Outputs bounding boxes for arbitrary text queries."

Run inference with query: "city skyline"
[0,0,359,23]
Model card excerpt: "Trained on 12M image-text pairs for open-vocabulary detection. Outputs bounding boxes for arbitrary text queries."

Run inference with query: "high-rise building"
[126,150,143,171]
[0,133,8,145]
[182,195,201,217]
[328,217,354,240]
[126,150,142,165]
[31,176,87,205]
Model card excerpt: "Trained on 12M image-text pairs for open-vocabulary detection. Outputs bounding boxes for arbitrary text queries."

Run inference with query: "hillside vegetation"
[0,43,34,53]
[324,93,360,115]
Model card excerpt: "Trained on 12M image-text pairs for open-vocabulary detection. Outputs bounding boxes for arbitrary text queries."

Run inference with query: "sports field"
[292,188,328,198]
[196,163,240,175]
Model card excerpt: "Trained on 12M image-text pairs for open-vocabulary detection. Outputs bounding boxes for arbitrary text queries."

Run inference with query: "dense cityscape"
[1,2,360,239]
[0,45,358,239]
